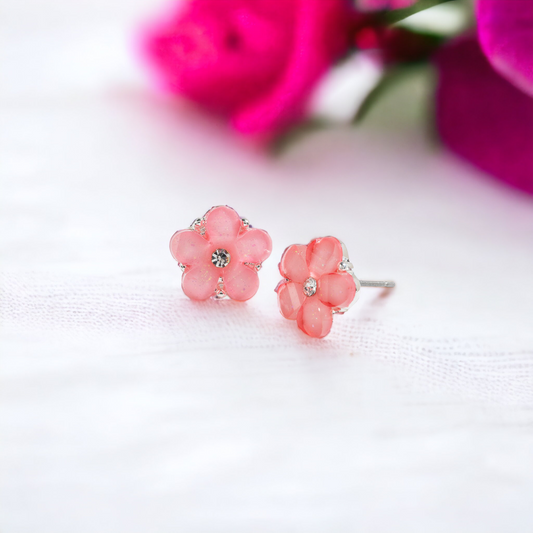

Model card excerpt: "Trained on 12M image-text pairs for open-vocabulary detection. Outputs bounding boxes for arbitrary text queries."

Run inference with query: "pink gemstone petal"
[297,297,333,339]
[279,244,310,283]
[276,281,306,320]
[169,229,210,265]
[317,272,356,309]
[306,236,343,278]
[223,262,260,301]
[204,205,242,244]
[181,262,219,301]
[235,228,272,264]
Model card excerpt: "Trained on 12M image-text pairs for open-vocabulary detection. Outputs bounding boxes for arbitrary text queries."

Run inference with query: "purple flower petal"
[357,0,416,10]
[477,0,533,97]
[435,34,533,195]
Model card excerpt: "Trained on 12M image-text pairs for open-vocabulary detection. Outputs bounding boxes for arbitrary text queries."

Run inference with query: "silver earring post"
[360,280,396,288]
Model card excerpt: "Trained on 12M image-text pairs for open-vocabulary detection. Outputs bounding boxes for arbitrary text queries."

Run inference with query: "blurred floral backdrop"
[139,0,533,194]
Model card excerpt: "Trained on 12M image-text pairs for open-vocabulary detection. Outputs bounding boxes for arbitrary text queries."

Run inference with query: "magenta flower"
[276,237,357,338]
[170,206,272,301]
[435,0,533,195]
[356,0,417,11]
[477,0,533,98]
[435,34,533,194]
[142,0,352,135]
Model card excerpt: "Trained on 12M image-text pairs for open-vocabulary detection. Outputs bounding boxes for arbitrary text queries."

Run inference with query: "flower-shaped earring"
[170,206,272,301]
[276,236,395,338]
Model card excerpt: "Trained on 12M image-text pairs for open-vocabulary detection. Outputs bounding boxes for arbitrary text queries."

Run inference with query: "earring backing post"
[360,280,396,288]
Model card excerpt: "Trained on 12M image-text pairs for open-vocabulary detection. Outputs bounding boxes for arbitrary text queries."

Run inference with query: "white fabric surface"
[2,1,533,531]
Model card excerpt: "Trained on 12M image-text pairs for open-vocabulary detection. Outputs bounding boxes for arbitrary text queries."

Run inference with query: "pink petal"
[169,229,210,265]
[182,262,219,301]
[276,281,306,320]
[279,244,310,283]
[235,228,272,263]
[297,297,333,338]
[306,236,343,278]
[317,272,356,309]
[357,0,388,9]
[232,0,351,134]
[141,0,296,114]
[477,0,533,97]
[357,0,416,11]
[435,35,533,195]
[223,262,260,301]
[204,205,242,244]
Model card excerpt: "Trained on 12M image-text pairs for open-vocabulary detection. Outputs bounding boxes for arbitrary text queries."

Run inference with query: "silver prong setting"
[244,262,262,272]
[213,277,229,300]
[190,216,206,235]
[334,239,361,314]
[338,259,354,272]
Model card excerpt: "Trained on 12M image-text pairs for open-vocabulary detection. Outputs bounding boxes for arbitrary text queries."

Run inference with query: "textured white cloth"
[2,1,533,532]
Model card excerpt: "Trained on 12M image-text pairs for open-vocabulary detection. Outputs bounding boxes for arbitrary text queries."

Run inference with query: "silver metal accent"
[244,262,262,271]
[303,277,317,297]
[211,248,231,268]
[241,218,250,228]
[360,280,396,288]
[177,263,186,272]
[339,259,354,272]
[332,238,395,315]
[213,277,228,300]
[334,240,361,314]
[190,216,206,235]
[190,217,203,228]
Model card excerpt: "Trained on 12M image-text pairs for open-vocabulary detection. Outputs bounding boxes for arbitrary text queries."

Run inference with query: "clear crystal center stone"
[211,249,231,268]
[303,277,317,297]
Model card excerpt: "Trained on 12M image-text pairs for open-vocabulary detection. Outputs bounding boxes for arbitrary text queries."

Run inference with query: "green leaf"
[384,0,456,25]
[269,119,327,156]
[352,65,422,123]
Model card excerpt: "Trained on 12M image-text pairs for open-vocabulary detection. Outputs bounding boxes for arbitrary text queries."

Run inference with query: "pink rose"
[142,0,352,135]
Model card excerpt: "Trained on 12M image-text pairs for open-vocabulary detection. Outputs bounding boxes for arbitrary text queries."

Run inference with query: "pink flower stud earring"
[170,206,272,301]
[276,236,395,338]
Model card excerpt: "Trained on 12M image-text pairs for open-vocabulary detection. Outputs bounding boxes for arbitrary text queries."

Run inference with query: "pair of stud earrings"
[170,205,395,339]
